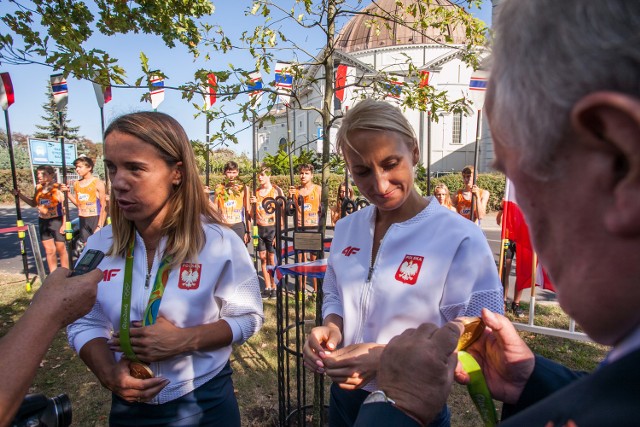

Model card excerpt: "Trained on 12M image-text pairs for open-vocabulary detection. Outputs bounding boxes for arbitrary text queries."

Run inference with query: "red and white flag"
[92,79,112,108]
[149,75,165,110]
[501,179,556,292]
[50,73,68,111]
[204,73,217,110]
[0,72,14,111]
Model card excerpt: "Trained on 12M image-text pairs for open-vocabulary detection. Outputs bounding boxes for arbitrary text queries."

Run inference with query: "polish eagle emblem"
[394,255,424,285]
[178,263,202,290]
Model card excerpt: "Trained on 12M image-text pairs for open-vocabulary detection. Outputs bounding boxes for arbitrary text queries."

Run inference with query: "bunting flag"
[92,79,112,108]
[468,70,488,109]
[0,72,14,111]
[502,179,556,292]
[247,71,264,108]
[272,258,328,286]
[275,61,293,106]
[335,64,348,104]
[149,75,165,110]
[204,73,217,110]
[50,73,68,111]
[419,70,430,88]
[385,76,404,99]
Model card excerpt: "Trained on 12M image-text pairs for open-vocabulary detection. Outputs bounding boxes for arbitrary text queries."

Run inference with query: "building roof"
[335,0,469,53]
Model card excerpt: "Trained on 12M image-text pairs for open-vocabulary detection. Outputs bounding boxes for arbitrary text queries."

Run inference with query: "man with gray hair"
[353,0,640,425]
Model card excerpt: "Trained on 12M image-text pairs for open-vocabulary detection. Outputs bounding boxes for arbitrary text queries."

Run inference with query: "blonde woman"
[303,100,503,427]
[433,183,456,212]
[68,112,263,426]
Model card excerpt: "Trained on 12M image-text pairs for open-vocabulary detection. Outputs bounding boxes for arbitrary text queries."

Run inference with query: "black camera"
[11,393,71,427]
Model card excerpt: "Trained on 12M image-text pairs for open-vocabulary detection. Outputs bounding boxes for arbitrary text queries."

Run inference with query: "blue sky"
[1,1,492,157]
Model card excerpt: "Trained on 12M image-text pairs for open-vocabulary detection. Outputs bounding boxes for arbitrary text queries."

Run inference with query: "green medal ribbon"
[458,350,498,427]
[119,237,172,362]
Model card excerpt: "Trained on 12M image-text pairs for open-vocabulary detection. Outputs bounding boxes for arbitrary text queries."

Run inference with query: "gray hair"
[488,0,640,177]
[336,99,418,161]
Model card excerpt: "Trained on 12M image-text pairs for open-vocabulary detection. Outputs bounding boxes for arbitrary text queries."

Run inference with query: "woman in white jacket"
[67,112,263,426]
[303,99,503,427]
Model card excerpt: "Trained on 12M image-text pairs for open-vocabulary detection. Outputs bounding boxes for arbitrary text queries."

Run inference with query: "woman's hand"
[101,357,169,403]
[108,317,191,362]
[321,343,385,390]
[303,325,342,374]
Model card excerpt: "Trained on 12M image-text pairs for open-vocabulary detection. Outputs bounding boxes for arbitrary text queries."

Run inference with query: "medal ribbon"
[458,351,498,427]
[119,236,172,362]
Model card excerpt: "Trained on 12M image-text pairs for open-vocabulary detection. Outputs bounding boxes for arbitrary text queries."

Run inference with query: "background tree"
[33,82,80,142]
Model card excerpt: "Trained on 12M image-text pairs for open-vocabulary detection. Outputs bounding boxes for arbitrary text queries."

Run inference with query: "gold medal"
[456,316,486,351]
[129,361,154,379]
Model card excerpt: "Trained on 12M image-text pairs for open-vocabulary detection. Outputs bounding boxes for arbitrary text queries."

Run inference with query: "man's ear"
[412,143,420,166]
[572,92,640,235]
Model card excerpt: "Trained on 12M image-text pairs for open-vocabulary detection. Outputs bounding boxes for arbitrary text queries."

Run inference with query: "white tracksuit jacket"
[323,197,504,390]
[68,223,263,404]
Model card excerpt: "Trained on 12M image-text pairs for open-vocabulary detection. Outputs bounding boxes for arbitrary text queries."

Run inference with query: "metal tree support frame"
[262,194,367,426]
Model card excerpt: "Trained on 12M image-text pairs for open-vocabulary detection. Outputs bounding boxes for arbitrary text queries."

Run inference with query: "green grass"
[0,275,607,426]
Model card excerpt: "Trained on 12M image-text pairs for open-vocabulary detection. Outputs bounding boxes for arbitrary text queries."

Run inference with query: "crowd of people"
[4,0,638,425]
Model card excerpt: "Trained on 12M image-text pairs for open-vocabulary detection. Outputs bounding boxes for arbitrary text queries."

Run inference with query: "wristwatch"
[363,390,396,406]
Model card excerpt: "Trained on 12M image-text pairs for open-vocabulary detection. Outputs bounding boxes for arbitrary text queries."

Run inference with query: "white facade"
[256,8,493,174]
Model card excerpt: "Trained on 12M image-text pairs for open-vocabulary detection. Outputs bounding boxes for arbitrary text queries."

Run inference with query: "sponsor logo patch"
[103,269,121,281]
[341,246,360,257]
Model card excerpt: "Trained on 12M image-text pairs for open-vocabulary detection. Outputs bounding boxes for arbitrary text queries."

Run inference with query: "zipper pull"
[145,272,151,289]
[367,266,374,282]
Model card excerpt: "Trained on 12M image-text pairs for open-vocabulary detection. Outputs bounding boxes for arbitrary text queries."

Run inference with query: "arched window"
[279,138,287,151]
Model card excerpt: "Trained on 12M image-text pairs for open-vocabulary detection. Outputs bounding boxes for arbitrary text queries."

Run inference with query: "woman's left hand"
[321,342,385,390]
[108,317,190,363]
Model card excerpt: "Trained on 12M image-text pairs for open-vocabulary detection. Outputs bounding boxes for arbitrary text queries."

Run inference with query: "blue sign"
[29,138,77,166]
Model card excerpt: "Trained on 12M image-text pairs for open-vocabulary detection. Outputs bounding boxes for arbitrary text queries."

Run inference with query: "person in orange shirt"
[451,165,489,223]
[289,163,322,292]
[213,161,252,247]
[250,165,284,299]
[14,165,69,272]
[61,156,107,248]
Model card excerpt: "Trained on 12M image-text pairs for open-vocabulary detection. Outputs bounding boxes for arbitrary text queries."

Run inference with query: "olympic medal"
[456,316,486,351]
[129,361,154,379]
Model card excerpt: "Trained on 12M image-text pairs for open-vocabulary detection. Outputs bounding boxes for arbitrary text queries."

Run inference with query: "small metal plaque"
[293,232,323,252]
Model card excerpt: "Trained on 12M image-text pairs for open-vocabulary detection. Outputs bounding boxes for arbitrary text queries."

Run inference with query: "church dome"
[336,0,470,53]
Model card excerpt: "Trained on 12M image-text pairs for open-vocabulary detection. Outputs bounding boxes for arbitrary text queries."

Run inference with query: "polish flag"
[502,179,556,292]
[0,72,14,110]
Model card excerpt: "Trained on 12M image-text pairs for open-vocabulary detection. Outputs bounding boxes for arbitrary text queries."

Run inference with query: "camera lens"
[50,394,72,427]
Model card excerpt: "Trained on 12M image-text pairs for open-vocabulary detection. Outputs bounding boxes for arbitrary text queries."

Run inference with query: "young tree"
[33,82,80,142]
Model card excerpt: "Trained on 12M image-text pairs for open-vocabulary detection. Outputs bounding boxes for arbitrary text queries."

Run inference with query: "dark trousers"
[330,382,451,427]
[110,362,240,427]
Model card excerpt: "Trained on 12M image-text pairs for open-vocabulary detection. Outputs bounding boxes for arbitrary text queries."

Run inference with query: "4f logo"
[395,255,424,285]
[342,246,360,257]
[103,269,121,281]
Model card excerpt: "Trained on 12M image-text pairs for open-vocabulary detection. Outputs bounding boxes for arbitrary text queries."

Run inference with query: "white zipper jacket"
[323,198,504,389]
[67,223,263,404]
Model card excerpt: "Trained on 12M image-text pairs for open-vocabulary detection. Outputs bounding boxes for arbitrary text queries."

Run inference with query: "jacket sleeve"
[501,354,588,420]
[440,227,504,321]
[216,231,264,344]
[354,403,421,427]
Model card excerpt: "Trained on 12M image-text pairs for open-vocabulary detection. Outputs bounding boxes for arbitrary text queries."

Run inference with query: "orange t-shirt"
[292,184,321,227]
[255,185,282,226]
[214,183,247,225]
[74,177,101,217]
[35,184,64,219]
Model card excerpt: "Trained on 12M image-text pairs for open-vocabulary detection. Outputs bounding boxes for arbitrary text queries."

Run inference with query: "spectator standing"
[250,165,284,299]
[212,161,252,246]
[14,165,69,272]
[452,165,489,223]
